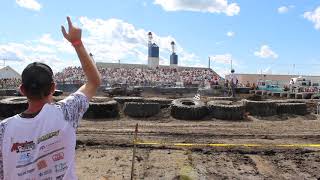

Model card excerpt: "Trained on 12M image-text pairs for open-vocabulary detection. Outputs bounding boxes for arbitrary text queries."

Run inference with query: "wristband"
[72,40,82,47]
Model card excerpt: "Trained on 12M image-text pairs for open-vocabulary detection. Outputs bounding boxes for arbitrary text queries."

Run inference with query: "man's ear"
[50,82,56,95]
[19,84,26,96]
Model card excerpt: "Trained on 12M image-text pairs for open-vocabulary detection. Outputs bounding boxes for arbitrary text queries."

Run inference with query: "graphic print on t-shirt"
[9,129,68,179]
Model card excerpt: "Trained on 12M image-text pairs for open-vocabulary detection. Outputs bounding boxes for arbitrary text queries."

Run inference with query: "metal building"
[147,32,159,67]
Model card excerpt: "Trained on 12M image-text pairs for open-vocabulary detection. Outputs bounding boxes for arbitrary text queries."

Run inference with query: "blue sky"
[0,0,320,76]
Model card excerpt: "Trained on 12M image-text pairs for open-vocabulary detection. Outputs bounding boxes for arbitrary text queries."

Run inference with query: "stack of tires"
[243,99,277,116]
[83,100,119,119]
[276,100,308,115]
[170,98,208,120]
[207,100,245,120]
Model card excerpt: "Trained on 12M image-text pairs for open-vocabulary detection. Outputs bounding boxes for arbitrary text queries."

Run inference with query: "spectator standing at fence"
[0,17,101,180]
[229,69,238,97]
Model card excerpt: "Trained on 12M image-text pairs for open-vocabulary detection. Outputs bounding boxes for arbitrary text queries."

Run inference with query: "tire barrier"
[171,98,208,120]
[276,102,308,115]
[235,87,251,94]
[255,90,263,95]
[123,102,160,118]
[243,99,277,116]
[207,100,245,120]
[0,97,28,118]
[295,93,303,99]
[287,93,296,99]
[143,98,173,108]
[302,92,314,99]
[113,97,144,104]
[280,92,288,98]
[83,100,119,119]
[271,92,281,97]
[311,94,320,99]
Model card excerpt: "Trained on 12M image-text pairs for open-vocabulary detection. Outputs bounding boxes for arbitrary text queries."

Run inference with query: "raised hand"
[61,16,82,43]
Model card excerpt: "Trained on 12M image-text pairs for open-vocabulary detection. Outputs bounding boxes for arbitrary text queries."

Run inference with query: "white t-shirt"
[229,73,238,85]
[0,92,89,180]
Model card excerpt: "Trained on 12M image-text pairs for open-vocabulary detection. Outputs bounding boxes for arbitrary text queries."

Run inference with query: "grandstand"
[54,62,220,87]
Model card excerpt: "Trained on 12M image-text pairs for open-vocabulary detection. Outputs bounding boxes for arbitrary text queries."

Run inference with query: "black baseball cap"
[22,62,54,99]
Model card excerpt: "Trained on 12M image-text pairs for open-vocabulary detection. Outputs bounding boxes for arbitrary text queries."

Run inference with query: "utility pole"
[208,57,210,69]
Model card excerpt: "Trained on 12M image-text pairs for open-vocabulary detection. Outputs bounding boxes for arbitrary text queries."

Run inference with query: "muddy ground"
[76,108,320,180]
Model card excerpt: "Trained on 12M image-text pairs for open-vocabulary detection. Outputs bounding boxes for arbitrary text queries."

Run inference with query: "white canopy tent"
[0,66,21,79]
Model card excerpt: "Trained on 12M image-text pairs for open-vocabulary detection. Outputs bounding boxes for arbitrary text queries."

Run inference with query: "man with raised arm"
[0,17,101,180]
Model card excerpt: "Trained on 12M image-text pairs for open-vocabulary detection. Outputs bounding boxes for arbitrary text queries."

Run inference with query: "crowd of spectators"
[54,66,219,87]
[0,78,21,89]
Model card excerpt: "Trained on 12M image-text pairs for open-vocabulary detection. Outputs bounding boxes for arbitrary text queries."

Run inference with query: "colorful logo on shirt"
[17,168,35,176]
[37,130,60,144]
[18,152,34,164]
[39,140,62,153]
[55,162,67,173]
[37,160,48,170]
[39,169,52,177]
[11,141,35,153]
[52,152,64,162]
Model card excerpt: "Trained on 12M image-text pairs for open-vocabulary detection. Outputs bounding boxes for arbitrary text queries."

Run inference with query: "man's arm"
[61,17,101,100]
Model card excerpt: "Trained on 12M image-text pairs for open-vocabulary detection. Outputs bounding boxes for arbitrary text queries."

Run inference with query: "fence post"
[130,123,138,180]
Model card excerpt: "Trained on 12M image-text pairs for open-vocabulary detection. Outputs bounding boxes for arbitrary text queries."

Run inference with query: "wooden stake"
[130,123,138,180]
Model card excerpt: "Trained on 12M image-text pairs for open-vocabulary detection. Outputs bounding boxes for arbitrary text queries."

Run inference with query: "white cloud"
[154,0,240,16]
[278,6,289,14]
[278,5,294,14]
[79,17,200,66]
[254,45,278,59]
[226,31,235,37]
[304,6,320,30]
[0,17,201,72]
[16,0,42,11]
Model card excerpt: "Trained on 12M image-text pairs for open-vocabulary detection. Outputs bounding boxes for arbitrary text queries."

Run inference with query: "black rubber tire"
[243,99,277,116]
[311,94,320,99]
[113,97,143,104]
[207,100,245,120]
[0,97,28,118]
[83,100,119,119]
[276,103,308,115]
[143,98,173,108]
[123,102,160,118]
[171,98,208,120]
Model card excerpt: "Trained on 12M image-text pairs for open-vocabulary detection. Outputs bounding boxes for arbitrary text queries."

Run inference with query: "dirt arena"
[75,107,320,180]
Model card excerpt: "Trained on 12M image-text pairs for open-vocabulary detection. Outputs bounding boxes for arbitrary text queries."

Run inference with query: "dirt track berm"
[124,102,160,118]
[170,98,208,120]
[207,100,245,120]
[0,97,28,118]
[83,100,119,119]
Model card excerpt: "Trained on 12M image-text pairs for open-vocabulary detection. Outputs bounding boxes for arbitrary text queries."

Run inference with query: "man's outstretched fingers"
[67,16,73,29]
[61,26,69,40]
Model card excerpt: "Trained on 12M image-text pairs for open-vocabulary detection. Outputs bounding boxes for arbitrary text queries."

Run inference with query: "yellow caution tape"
[134,141,320,148]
